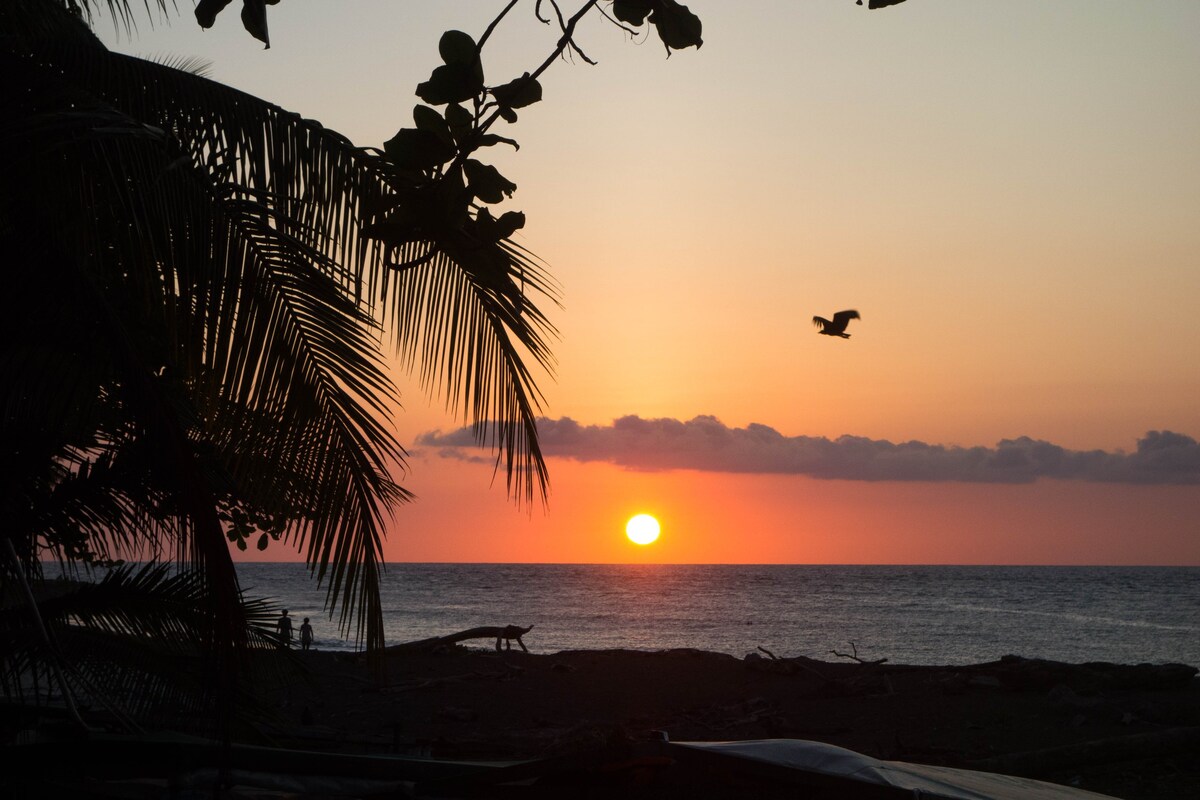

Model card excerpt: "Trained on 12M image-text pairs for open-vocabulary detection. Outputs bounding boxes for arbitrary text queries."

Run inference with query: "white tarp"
[675,739,1119,800]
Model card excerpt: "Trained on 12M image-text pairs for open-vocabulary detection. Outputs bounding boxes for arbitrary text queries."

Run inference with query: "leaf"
[439,30,478,66]
[463,159,516,204]
[649,0,703,52]
[474,134,519,152]
[413,104,453,145]
[417,63,485,106]
[236,537,248,552]
[499,106,518,124]
[195,0,281,45]
[240,0,271,49]
[383,128,456,170]
[472,207,526,244]
[491,73,543,110]
[435,167,471,226]
[195,0,235,28]
[362,218,422,249]
[445,104,474,143]
[493,210,527,241]
[612,0,653,26]
[256,533,269,551]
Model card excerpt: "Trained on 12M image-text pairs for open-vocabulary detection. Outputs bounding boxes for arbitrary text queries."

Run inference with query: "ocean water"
[239,564,1200,666]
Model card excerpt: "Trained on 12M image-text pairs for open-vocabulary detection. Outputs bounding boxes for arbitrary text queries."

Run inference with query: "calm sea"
[239,564,1200,666]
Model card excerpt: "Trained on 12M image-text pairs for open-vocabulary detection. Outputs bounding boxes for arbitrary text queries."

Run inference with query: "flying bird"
[813,309,860,338]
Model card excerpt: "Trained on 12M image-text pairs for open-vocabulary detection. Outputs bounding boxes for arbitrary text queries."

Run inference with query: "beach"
[250,644,1200,799]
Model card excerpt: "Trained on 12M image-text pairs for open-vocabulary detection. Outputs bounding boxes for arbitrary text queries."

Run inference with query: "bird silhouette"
[813,309,860,338]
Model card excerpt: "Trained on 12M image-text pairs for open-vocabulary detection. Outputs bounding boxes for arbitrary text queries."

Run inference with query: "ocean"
[240,563,1200,666]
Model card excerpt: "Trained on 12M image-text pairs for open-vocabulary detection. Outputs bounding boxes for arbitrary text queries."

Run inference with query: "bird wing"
[832,310,860,326]
[812,316,831,329]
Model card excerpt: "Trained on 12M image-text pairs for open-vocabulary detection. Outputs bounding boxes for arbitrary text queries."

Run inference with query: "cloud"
[416,415,1200,485]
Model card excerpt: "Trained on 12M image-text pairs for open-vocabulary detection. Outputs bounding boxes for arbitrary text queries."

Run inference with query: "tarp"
[674,739,1119,800]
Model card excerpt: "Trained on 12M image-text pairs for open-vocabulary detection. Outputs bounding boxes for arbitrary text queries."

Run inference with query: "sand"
[250,644,1200,800]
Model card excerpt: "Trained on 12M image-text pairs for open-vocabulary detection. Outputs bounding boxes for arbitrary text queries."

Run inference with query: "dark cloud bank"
[417,415,1200,485]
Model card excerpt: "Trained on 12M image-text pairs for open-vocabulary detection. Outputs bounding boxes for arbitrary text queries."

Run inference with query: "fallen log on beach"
[383,624,534,654]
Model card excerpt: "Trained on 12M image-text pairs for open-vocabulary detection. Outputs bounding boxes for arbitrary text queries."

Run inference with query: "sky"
[100,1,1199,565]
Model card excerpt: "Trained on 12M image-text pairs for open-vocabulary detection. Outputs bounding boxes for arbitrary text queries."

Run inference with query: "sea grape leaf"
[649,0,703,52]
[475,133,520,151]
[474,208,528,240]
[362,217,421,248]
[464,159,516,204]
[240,0,270,48]
[417,63,485,106]
[383,128,456,170]
[435,166,471,226]
[445,103,474,143]
[439,30,478,65]
[474,207,525,244]
[364,189,443,247]
[612,0,654,26]
[492,73,543,110]
[493,210,526,240]
[195,0,234,28]
[413,104,453,145]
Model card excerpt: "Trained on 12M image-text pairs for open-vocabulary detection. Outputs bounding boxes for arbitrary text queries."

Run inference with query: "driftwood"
[829,642,887,665]
[385,625,533,654]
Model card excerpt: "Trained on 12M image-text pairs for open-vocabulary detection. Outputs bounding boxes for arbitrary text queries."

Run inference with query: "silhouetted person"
[813,309,860,338]
[299,617,313,651]
[277,609,293,644]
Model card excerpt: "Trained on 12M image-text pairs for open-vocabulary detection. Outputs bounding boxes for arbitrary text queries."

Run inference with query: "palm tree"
[2,0,722,730]
[1,0,558,720]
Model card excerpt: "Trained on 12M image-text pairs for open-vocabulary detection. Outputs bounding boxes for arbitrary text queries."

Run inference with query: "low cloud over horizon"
[417,415,1200,485]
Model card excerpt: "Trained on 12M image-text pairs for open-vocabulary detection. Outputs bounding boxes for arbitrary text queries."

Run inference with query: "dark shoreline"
[5,647,1196,798]
[244,646,1199,799]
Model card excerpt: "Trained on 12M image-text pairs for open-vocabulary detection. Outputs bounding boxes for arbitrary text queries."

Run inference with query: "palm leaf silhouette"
[0,563,282,733]
[4,1,557,656]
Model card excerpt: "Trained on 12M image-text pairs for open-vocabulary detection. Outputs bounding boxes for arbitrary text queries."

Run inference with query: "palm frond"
[386,239,559,504]
[150,53,213,77]
[42,45,559,508]
[66,0,176,38]
[0,563,281,732]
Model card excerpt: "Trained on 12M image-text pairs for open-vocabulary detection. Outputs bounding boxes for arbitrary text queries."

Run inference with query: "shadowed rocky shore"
[249,645,1199,799]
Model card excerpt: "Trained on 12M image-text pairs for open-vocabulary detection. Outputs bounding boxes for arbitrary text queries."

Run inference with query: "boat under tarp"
[665,739,1119,800]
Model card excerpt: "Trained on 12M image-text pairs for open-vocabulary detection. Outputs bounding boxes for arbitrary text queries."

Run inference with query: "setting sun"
[625,514,661,545]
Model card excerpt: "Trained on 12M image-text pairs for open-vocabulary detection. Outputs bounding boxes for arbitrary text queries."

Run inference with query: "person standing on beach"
[299,617,313,651]
[276,609,294,644]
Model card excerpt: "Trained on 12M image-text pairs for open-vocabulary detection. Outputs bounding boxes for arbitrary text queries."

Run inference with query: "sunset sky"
[101,1,1199,565]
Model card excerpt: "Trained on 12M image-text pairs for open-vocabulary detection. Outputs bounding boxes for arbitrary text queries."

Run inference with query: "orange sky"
[102,2,1200,565]
[225,454,1197,566]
